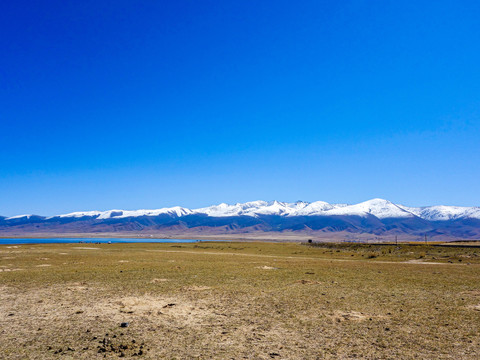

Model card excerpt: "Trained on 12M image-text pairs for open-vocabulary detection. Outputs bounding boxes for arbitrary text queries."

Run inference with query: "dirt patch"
[185,285,211,291]
[150,278,169,283]
[296,279,322,285]
[0,268,24,272]
[73,247,99,250]
[404,259,444,265]
[115,296,167,315]
[462,289,480,297]
[333,311,370,322]
[83,295,215,327]
[36,264,52,267]
[66,282,89,292]
[256,265,278,270]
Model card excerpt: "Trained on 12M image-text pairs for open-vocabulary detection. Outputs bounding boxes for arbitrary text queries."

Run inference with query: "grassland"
[1,241,480,359]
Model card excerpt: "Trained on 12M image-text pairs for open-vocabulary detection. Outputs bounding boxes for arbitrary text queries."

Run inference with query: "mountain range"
[1,199,479,241]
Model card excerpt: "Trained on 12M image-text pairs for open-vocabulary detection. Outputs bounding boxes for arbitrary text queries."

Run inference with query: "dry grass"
[1,241,480,359]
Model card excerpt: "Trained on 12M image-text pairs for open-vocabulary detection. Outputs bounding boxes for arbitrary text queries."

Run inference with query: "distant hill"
[1,199,479,241]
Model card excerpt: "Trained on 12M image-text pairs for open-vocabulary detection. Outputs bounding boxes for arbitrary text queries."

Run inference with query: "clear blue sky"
[1,1,479,216]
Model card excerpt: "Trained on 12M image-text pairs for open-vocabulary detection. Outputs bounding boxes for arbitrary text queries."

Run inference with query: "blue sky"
[1,1,479,216]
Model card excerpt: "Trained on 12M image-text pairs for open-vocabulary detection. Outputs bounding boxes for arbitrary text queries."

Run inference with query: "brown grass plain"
[1,241,480,359]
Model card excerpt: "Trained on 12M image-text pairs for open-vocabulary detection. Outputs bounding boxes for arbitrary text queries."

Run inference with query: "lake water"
[0,238,203,245]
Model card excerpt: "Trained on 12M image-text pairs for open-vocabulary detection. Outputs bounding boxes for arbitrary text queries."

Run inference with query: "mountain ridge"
[4,198,479,221]
[2,199,479,241]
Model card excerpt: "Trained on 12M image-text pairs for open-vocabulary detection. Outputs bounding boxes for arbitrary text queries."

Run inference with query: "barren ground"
[1,242,480,359]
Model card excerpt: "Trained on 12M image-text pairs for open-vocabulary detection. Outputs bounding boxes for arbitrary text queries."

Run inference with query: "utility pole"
[425,233,428,245]
[395,235,398,246]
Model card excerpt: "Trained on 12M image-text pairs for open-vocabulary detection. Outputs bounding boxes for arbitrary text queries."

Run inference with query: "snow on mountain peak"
[295,201,334,216]
[194,200,311,217]
[5,214,35,220]
[22,199,480,222]
[54,211,103,219]
[324,198,414,218]
[50,207,194,220]
[399,205,480,221]
[357,198,414,219]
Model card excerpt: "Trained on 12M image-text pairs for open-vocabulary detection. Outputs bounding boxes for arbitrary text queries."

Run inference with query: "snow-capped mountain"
[38,198,480,221]
[397,205,480,221]
[319,199,414,219]
[5,214,36,220]
[1,199,479,240]
[51,206,194,219]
